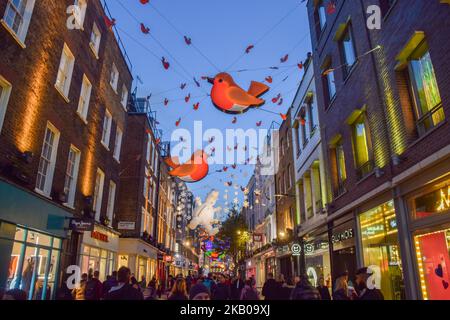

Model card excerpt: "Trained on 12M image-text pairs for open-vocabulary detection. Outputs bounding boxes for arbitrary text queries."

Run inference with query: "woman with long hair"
[168,278,188,301]
[332,276,350,300]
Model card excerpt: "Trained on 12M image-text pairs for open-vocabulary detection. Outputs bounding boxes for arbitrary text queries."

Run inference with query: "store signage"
[304,240,329,255]
[253,234,263,242]
[118,221,136,230]
[164,255,173,263]
[291,243,302,256]
[91,230,109,242]
[437,186,450,212]
[362,225,384,237]
[332,228,354,244]
[69,218,94,232]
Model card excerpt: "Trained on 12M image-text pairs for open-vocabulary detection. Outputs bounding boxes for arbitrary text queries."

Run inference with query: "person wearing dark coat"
[317,277,331,300]
[355,267,384,300]
[290,275,321,300]
[212,274,231,300]
[231,274,245,300]
[104,267,144,300]
[168,278,188,301]
[261,273,281,300]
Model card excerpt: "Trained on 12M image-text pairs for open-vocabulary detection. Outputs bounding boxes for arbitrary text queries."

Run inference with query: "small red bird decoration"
[245,45,254,54]
[140,0,149,4]
[298,62,303,70]
[180,83,186,90]
[234,143,238,150]
[161,57,170,70]
[207,73,270,114]
[232,117,237,124]
[209,136,215,143]
[155,138,160,145]
[280,113,287,121]
[226,181,233,187]
[280,54,289,63]
[140,23,150,34]
[232,164,237,169]
[184,36,192,45]
[175,118,181,127]
[327,1,336,14]
[185,93,191,103]
[103,16,116,31]
[272,94,281,104]
[223,167,228,172]
[256,121,262,127]
[265,76,273,83]
[278,98,284,106]
[164,98,169,106]
[193,102,200,110]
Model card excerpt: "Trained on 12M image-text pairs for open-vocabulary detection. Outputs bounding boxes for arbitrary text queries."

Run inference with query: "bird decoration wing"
[227,87,264,106]
[247,81,269,97]
[164,156,180,169]
[168,163,197,177]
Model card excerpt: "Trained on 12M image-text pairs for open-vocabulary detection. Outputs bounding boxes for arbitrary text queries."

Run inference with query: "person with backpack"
[104,267,144,300]
[240,279,259,300]
[85,270,103,300]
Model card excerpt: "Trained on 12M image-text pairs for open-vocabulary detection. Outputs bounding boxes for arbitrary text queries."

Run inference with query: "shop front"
[358,200,405,300]
[78,224,119,281]
[118,238,158,282]
[406,175,450,300]
[0,180,70,300]
[276,244,293,281]
[303,227,332,289]
[330,215,357,288]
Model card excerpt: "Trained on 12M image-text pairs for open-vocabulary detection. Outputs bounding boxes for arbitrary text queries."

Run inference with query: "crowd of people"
[1,266,383,301]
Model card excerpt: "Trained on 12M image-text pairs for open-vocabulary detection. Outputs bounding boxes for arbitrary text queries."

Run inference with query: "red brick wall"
[0,0,132,223]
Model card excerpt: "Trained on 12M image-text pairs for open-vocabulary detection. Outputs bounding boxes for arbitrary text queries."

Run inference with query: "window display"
[304,234,331,289]
[359,201,405,300]
[5,227,61,300]
[414,228,450,300]
[79,245,116,281]
[410,182,450,220]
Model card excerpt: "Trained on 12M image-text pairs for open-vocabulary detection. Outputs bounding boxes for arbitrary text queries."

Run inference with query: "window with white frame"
[2,0,36,45]
[110,63,119,92]
[55,43,75,100]
[73,0,87,29]
[89,22,101,57]
[77,74,92,121]
[121,85,128,109]
[101,110,112,149]
[0,75,12,134]
[146,134,152,164]
[93,169,105,221]
[35,123,60,196]
[63,145,81,207]
[113,127,123,161]
[106,181,116,226]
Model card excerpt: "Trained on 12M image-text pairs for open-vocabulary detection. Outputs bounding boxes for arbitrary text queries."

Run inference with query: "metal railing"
[416,103,445,136]
[356,160,374,181]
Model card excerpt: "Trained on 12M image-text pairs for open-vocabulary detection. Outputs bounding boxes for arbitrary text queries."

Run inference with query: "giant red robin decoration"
[164,150,209,183]
[207,73,270,114]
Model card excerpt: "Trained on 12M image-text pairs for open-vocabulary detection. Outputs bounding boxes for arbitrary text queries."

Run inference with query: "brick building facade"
[306,0,450,299]
[0,0,132,299]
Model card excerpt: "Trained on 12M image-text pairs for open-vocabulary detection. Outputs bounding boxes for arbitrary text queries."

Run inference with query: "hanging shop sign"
[69,218,94,232]
[164,255,173,263]
[91,230,109,242]
[118,221,136,230]
[331,228,354,244]
[291,243,302,256]
[304,240,329,255]
[253,233,263,242]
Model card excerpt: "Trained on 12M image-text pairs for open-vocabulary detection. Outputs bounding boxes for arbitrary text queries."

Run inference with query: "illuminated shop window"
[408,41,444,135]
[359,201,405,300]
[414,228,450,300]
[4,227,62,300]
[409,180,450,220]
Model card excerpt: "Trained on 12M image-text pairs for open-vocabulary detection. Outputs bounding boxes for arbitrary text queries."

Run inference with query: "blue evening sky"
[106,0,312,214]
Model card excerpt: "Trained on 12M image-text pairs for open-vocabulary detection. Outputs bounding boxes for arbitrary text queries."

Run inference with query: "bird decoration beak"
[207,77,214,84]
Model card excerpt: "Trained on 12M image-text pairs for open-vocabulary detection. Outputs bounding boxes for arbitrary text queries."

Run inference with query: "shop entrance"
[4,226,62,300]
